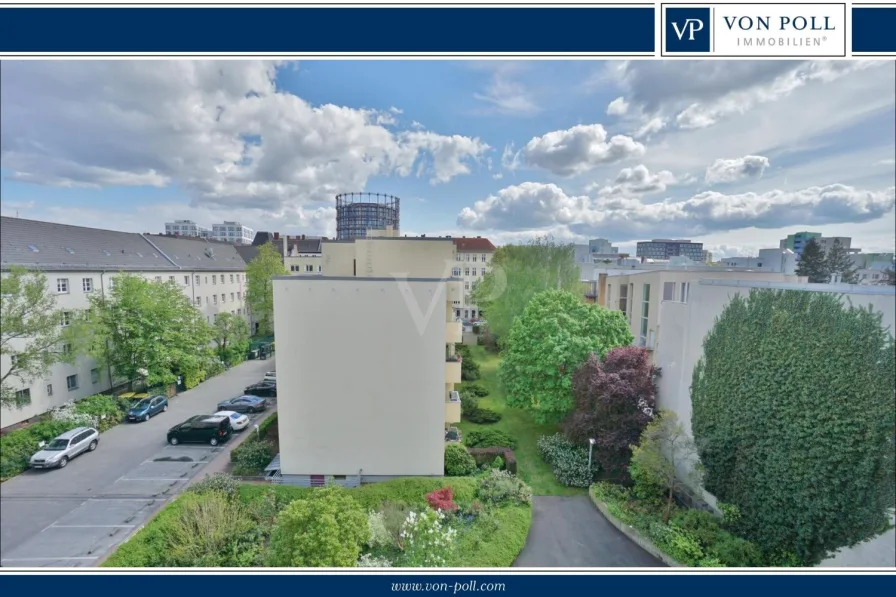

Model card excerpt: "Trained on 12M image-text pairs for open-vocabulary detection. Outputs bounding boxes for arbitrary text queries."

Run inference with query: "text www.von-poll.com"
[391,581,506,593]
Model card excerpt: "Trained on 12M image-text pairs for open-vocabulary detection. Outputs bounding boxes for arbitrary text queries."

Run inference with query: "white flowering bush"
[399,508,457,567]
[50,401,97,428]
[367,510,392,548]
[356,553,393,567]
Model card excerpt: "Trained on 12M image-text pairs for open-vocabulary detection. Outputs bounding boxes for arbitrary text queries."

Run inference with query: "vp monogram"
[671,18,705,41]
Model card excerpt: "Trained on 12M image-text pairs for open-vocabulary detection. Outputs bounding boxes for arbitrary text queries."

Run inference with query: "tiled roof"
[143,234,248,271]
[452,237,496,252]
[235,245,261,264]
[286,238,322,254]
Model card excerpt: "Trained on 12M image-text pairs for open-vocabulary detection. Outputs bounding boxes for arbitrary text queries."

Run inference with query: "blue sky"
[1,60,894,257]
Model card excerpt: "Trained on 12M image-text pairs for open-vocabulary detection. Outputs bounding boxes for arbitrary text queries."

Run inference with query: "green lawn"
[458,346,584,496]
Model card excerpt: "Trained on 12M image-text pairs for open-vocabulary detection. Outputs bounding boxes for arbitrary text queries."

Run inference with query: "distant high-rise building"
[164,219,211,238]
[588,238,619,255]
[779,231,821,256]
[211,221,255,245]
[701,250,713,263]
[636,239,704,261]
[815,236,858,254]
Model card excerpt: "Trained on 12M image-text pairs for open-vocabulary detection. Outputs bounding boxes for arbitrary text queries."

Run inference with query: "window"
[663,281,675,301]
[206,296,209,305]
[57,278,69,293]
[465,254,470,262]
[230,274,234,283]
[46,384,53,397]
[464,310,469,318]
[91,368,100,384]
[195,297,201,306]
[305,264,314,272]
[15,388,31,404]
[464,268,470,276]
[452,268,461,277]
[291,265,297,272]
[154,276,162,282]
[640,284,650,347]
[231,292,235,301]
[212,275,217,285]
[185,276,190,285]
[237,291,241,300]
[169,276,175,282]
[465,282,470,290]
[213,295,218,305]
[472,268,477,276]
[679,282,690,303]
[10,354,18,368]
[456,255,462,262]
[66,374,79,391]
[472,255,478,262]
[618,284,629,315]
[81,278,93,293]
[195,275,201,286]
[317,265,322,272]
[62,343,72,355]
[221,293,226,303]
[60,311,73,327]
[205,276,208,284]
[109,277,116,289]
[481,254,487,261]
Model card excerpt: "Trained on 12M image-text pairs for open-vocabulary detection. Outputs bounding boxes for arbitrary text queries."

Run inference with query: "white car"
[263,371,276,382]
[216,410,250,431]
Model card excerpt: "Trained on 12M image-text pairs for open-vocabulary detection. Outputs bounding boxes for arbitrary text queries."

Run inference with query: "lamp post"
[588,438,596,473]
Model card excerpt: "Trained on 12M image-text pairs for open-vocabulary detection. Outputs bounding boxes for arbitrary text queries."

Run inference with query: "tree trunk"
[663,486,674,523]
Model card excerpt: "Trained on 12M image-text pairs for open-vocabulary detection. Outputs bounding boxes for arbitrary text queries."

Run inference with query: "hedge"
[468,447,518,474]
[0,419,78,480]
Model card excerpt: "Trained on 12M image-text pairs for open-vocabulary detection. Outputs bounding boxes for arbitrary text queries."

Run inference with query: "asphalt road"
[0,357,276,567]
[513,496,663,567]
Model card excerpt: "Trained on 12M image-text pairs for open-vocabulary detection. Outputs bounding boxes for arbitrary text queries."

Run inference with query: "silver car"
[30,427,100,469]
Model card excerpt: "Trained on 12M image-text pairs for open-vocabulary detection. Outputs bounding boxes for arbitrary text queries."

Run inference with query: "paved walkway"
[820,517,896,567]
[0,358,274,567]
[514,495,663,567]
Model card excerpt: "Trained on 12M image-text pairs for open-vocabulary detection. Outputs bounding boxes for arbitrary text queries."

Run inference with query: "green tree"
[87,274,214,390]
[1,267,80,408]
[245,243,287,336]
[213,312,250,366]
[884,268,896,286]
[629,411,703,524]
[691,288,896,565]
[498,289,633,423]
[267,486,369,567]
[795,238,829,283]
[824,238,859,284]
[472,236,581,347]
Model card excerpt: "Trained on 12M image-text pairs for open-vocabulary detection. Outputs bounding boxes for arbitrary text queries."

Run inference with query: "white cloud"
[473,63,540,116]
[874,158,895,166]
[633,117,665,139]
[705,155,770,185]
[606,96,629,116]
[592,164,678,197]
[0,61,489,213]
[389,106,403,114]
[501,143,522,171]
[457,181,895,240]
[520,124,645,177]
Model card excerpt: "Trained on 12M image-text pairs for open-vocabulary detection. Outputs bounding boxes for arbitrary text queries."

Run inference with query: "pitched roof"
[1,216,176,271]
[286,237,322,254]
[142,234,248,271]
[235,245,261,264]
[452,237,496,252]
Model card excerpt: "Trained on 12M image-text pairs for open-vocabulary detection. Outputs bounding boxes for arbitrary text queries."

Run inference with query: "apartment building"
[852,253,896,284]
[164,219,211,238]
[721,248,798,274]
[636,239,704,261]
[0,217,249,428]
[451,236,496,320]
[272,233,464,485]
[283,235,323,275]
[596,269,804,351]
[779,231,821,256]
[211,221,255,245]
[589,238,619,255]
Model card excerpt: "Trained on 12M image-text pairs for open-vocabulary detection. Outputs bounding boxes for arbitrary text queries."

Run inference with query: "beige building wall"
[284,254,323,275]
[273,277,449,477]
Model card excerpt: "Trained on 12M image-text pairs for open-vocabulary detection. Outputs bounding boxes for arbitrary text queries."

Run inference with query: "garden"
[103,472,533,568]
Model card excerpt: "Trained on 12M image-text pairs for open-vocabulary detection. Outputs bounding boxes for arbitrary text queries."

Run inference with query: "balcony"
[445,355,462,384]
[446,279,464,304]
[445,390,461,424]
[446,320,463,344]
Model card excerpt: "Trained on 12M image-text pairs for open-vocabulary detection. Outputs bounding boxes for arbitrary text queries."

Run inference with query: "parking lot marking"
[1,557,99,562]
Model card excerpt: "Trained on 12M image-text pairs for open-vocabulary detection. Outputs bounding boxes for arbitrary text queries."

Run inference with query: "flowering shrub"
[399,508,458,567]
[425,487,458,512]
[50,401,97,428]
[478,470,532,506]
[356,554,393,567]
[536,433,593,487]
[367,510,392,548]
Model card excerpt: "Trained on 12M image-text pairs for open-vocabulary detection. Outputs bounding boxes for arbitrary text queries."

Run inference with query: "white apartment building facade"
[721,248,798,274]
[164,219,211,238]
[212,221,255,245]
[0,217,250,429]
[272,233,464,486]
[450,236,496,320]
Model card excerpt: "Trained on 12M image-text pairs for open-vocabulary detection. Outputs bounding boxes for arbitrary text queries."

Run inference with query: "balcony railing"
[445,358,462,384]
[446,321,463,344]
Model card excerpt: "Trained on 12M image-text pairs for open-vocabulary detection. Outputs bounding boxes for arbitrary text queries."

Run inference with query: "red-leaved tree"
[425,487,458,512]
[562,346,659,483]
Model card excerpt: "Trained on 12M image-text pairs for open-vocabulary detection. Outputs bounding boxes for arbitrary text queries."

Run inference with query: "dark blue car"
[127,395,169,422]
[216,395,267,414]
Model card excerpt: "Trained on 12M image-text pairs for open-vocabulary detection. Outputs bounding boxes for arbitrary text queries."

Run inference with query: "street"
[0,358,276,567]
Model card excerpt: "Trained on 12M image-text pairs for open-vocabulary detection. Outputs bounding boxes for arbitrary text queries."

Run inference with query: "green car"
[127,395,169,422]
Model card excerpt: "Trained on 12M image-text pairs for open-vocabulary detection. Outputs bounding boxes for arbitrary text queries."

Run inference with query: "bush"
[258,413,278,437]
[380,500,412,546]
[478,470,532,505]
[466,407,501,424]
[189,473,240,500]
[426,487,459,512]
[399,508,458,567]
[460,393,480,418]
[629,455,667,507]
[460,383,490,398]
[74,394,124,431]
[357,554,393,567]
[467,447,518,474]
[230,439,275,476]
[444,443,477,476]
[465,429,516,449]
[366,510,392,548]
[0,419,77,479]
[537,433,593,487]
[267,486,369,567]
[472,324,481,334]
[167,491,257,566]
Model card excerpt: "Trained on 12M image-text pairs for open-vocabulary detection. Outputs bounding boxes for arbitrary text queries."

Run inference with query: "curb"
[588,489,683,568]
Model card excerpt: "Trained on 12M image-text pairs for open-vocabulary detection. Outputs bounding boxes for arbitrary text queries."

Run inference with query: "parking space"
[1,358,275,567]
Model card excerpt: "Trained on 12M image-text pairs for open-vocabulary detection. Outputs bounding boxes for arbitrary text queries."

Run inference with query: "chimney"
[302,234,306,240]
[274,232,280,240]
[477,236,481,239]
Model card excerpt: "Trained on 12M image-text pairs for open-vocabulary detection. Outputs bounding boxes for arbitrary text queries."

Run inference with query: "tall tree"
[563,346,659,483]
[1,267,80,408]
[498,289,633,424]
[87,274,214,390]
[245,243,287,336]
[795,238,829,283]
[213,312,251,366]
[824,238,859,284]
[472,236,581,346]
[691,288,896,565]
[884,268,896,286]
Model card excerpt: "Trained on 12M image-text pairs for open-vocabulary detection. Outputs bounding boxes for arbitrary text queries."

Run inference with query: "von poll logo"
[665,7,711,52]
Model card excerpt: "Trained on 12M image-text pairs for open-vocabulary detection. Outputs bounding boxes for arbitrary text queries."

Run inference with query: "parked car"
[127,394,169,422]
[216,410,250,431]
[244,381,277,397]
[216,395,267,414]
[263,371,276,382]
[167,415,232,446]
[30,427,100,469]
